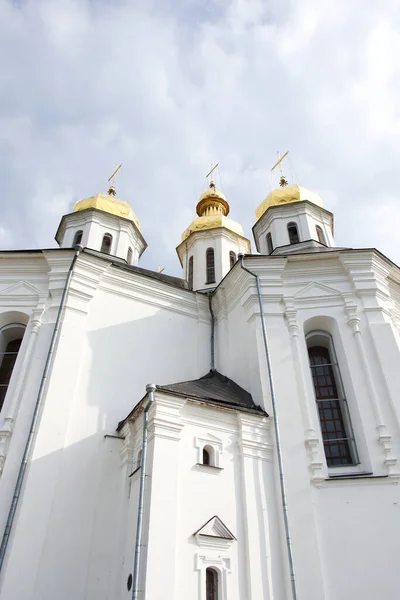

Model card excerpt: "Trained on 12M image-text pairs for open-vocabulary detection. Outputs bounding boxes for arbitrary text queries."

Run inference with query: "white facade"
[177,228,251,291]
[0,182,399,600]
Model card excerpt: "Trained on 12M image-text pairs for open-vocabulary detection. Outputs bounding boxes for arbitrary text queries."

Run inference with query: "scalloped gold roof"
[73,193,142,232]
[255,184,324,221]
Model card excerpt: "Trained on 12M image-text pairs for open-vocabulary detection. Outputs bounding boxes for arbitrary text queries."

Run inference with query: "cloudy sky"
[0,0,399,275]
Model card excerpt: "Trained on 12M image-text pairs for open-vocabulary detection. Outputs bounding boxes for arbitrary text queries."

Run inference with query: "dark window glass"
[206,248,215,284]
[266,233,273,254]
[287,223,300,244]
[188,256,194,289]
[316,226,326,245]
[0,338,22,410]
[202,448,210,465]
[100,234,112,254]
[73,230,83,246]
[229,251,236,269]
[308,345,354,466]
[206,568,218,600]
[127,247,133,264]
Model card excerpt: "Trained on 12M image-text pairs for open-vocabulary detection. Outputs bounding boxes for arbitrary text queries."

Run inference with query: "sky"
[0,0,399,275]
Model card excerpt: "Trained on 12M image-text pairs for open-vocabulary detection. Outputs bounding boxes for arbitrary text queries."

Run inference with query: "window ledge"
[195,463,223,472]
[328,471,373,479]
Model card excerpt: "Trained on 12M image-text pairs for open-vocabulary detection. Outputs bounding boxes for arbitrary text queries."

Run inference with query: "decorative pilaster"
[345,302,399,477]
[284,302,325,482]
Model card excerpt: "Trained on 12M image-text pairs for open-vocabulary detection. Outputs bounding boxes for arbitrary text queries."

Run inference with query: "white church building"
[0,167,399,600]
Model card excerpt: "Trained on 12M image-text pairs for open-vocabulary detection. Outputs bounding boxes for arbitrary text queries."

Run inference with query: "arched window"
[202,445,215,466]
[127,247,133,264]
[229,251,236,269]
[0,324,25,410]
[100,234,112,254]
[307,332,357,467]
[315,225,326,245]
[73,230,83,247]
[266,232,273,254]
[206,248,215,285]
[206,568,219,600]
[287,222,300,245]
[188,256,194,290]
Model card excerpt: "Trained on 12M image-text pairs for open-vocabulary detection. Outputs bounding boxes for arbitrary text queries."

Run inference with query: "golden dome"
[73,193,142,232]
[181,182,244,241]
[182,214,244,241]
[255,184,324,221]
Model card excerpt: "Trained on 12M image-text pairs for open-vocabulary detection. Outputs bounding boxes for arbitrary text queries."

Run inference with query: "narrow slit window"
[73,230,83,247]
[206,568,219,600]
[202,447,210,465]
[127,247,133,264]
[266,233,273,254]
[307,333,358,467]
[100,234,113,254]
[316,226,326,245]
[229,251,236,269]
[287,222,300,244]
[206,248,215,284]
[188,256,194,289]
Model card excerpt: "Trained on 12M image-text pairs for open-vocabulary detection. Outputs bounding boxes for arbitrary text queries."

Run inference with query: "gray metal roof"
[158,370,265,413]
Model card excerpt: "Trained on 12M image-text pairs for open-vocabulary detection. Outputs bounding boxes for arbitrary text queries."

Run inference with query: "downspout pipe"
[0,246,82,574]
[132,383,156,600]
[239,254,298,600]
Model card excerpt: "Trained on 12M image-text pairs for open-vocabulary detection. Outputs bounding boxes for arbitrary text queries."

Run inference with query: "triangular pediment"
[294,281,341,300]
[194,516,235,540]
[0,281,40,297]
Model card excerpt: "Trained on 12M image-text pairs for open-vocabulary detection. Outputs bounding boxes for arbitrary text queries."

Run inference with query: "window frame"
[127,247,133,264]
[229,251,236,270]
[0,323,26,412]
[100,233,113,255]
[266,232,273,255]
[206,567,219,600]
[206,248,216,285]
[287,222,300,245]
[315,225,327,245]
[188,256,194,290]
[73,230,83,247]
[306,330,359,468]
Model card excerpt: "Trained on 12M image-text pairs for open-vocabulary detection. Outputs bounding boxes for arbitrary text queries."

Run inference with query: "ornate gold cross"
[107,163,122,196]
[206,162,219,187]
[271,151,289,187]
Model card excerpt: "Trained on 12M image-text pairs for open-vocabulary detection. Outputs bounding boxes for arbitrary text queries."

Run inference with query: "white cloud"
[0,0,399,273]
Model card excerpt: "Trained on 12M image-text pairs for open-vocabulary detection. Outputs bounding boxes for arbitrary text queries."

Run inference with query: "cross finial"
[271,151,289,187]
[107,163,122,196]
[205,162,219,189]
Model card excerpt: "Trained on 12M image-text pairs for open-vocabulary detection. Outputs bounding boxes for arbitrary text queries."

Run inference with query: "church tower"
[253,159,334,256]
[177,173,251,291]
[55,178,147,265]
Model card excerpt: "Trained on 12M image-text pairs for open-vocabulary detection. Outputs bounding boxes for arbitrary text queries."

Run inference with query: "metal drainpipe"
[239,254,298,600]
[0,246,81,574]
[208,293,215,371]
[131,383,156,600]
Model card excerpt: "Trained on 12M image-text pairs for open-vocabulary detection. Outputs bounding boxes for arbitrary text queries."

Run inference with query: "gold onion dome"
[255,184,324,221]
[73,193,142,232]
[182,182,244,241]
